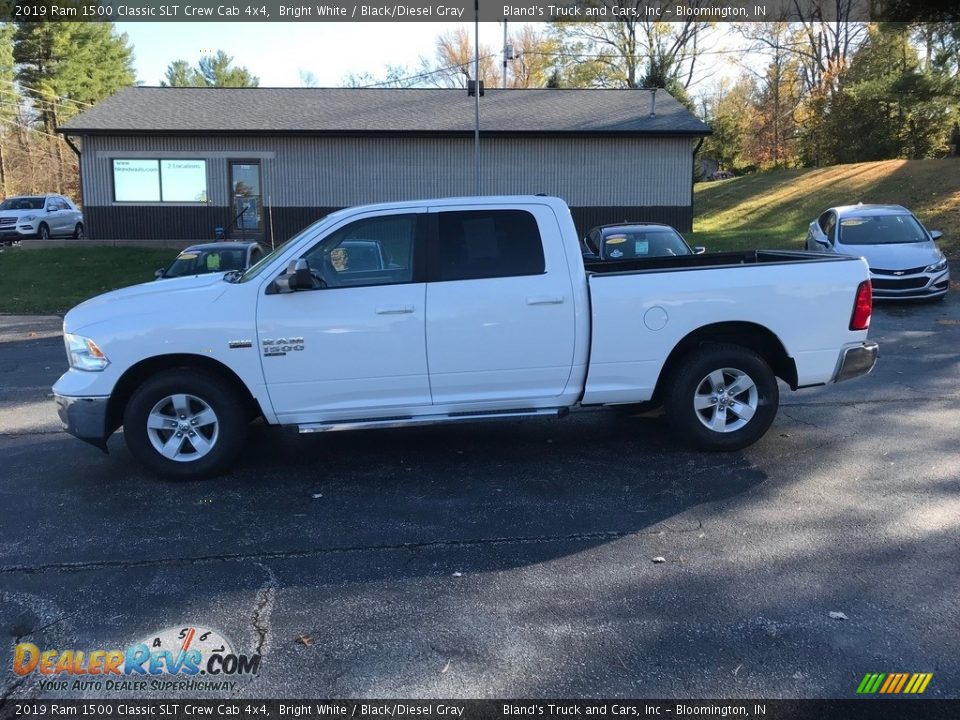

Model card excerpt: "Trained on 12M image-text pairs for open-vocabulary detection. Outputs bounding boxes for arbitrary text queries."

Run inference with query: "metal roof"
[59,87,711,136]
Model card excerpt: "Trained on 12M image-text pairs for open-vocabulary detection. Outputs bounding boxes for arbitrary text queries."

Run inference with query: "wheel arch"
[653,321,798,402]
[106,354,263,435]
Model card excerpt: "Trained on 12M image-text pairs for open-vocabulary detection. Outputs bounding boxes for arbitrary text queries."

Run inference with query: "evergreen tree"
[13,21,135,131]
[162,51,259,88]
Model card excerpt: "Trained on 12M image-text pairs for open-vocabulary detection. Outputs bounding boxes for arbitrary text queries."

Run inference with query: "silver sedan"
[806,204,949,300]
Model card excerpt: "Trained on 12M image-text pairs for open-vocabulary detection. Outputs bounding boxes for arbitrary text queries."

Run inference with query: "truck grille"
[872,277,929,290]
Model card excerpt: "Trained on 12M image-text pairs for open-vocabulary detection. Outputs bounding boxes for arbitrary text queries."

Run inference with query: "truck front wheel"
[123,369,248,479]
[664,344,779,452]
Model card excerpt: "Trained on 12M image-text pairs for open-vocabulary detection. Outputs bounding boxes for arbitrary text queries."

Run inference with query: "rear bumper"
[54,394,110,452]
[832,342,879,383]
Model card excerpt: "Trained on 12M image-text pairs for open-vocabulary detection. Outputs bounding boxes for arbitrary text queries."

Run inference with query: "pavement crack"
[0,528,691,576]
[781,410,823,429]
[14,609,82,643]
[251,563,276,655]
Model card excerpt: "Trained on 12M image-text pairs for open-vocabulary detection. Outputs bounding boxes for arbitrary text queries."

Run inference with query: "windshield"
[164,248,247,278]
[838,214,929,245]
[602,228,691,260]
[0,197,44,211]
[238,215,329,283]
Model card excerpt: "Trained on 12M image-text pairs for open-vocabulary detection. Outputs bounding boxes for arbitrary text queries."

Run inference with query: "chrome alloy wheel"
[693,368,759,433]
[146,393,219,462]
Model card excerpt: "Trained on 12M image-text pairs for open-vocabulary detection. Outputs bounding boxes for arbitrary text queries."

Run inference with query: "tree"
[503,26,560,88]
[425,28,496,89]
[700,77,756,173]
[13,21,135,131]
[821,23,955,163]
[0,23,16,195]
[162,51,259,88]
[551,8,711,98]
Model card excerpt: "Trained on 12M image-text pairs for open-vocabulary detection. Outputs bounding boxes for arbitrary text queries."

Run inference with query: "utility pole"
[474,0,480,195]
[502,21,508,89]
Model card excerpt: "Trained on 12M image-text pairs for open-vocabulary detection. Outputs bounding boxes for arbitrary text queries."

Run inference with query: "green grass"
[688,157,960,258]
[0,247,174,315]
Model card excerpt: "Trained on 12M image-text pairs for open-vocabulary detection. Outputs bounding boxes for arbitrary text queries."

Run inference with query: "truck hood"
[834,240,941,271]
[65,273,230,334]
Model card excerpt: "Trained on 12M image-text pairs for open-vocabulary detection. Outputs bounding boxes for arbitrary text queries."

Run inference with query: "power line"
[355,53,499,88]
[0,77,98,109]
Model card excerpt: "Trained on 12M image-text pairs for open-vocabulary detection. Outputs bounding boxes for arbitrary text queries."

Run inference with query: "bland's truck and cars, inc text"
[53,196,878,480]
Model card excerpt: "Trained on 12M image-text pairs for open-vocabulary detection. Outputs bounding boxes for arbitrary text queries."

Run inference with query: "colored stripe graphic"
[857,672,932,694]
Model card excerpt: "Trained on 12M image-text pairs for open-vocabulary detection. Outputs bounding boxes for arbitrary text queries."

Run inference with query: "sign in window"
[113,159,207,202]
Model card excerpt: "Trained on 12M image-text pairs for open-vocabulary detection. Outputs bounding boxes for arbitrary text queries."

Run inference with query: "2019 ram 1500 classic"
[53,196,878,479]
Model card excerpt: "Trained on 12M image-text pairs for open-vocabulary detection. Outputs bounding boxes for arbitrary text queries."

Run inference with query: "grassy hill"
[688,157,960,258]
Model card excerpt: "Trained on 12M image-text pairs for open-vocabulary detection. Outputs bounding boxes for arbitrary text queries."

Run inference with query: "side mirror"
[154,268,164,279]
[930,230,943,241]
[275,258,312,293]
[693,246,706,255]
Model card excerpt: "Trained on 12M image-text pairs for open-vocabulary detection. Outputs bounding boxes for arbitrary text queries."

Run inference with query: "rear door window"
[430,210,545,281]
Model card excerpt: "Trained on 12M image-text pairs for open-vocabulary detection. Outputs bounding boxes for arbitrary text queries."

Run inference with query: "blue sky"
[116,22,517,87]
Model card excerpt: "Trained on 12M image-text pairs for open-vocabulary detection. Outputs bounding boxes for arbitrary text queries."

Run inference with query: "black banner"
[1,0,958,23]
[1,700,959,720]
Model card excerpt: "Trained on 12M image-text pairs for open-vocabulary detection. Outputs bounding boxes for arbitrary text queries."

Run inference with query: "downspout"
[691,137,704,233]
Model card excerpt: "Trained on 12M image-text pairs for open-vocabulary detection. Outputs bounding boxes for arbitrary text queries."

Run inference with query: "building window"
[112,159,207,203]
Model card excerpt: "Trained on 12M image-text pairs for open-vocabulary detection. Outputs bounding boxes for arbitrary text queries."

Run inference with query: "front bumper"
[54,394,110,452]
[870,268,949,299]
[832,342,879,383]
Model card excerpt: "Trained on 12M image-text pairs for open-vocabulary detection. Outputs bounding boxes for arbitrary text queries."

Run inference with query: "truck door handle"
[526,295,565,305]
[375,305,415,315]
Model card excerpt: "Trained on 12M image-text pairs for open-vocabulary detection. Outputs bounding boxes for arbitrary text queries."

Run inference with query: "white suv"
[0,194,84,242]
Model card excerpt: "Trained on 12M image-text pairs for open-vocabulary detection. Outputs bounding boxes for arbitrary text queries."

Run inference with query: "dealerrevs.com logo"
[13,625,261,693]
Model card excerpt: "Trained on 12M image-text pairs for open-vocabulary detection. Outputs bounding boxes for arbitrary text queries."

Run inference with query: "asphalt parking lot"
[0,291,958,700]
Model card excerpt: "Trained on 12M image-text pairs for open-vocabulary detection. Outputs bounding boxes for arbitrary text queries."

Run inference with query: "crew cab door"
[256,209,431,423]
[424,204,577,406]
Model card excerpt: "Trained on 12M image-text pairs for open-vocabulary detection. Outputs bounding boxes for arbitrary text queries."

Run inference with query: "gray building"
[59,87,710,243]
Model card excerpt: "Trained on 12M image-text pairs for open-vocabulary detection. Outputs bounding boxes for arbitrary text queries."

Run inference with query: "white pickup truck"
[53,196,878,479]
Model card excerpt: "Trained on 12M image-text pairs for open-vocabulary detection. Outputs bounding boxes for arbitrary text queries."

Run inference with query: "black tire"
[73,223,84,239]
[38,223,50,240]
[664,343,779,452]
[123,369,248,480]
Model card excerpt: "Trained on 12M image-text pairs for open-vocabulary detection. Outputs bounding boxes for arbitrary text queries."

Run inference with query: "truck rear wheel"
[123,369,248,479]
[664,343,779,452]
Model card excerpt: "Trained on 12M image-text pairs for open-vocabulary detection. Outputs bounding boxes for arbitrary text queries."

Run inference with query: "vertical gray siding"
[79,134,697,240]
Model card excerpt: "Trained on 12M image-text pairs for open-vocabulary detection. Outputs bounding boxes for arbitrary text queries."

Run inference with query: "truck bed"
[584,249,859,275]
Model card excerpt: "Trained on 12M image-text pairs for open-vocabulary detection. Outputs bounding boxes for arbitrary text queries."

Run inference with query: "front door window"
[230,161,263,237]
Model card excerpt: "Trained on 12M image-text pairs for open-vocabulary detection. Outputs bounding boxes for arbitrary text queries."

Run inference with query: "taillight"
[850,280,872,330]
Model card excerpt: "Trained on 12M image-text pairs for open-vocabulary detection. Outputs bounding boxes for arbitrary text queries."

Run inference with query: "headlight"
[64,333,110,371]
[20,215,36,222]
[925,256,948,273]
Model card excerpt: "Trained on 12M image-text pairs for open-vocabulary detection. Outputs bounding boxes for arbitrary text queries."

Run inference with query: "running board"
[298,407,567,434]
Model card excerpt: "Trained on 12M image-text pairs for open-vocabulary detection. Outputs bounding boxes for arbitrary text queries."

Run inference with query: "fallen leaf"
[452,571,463,577]
[441,661,451,673]
[829,611,848,621]
[295,634,314,647]
[311,493,323,499]
[652,556,666,564]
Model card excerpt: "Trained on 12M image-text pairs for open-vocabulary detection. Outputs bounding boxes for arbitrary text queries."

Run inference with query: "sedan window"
[601,228,692,260]
[839,215,928,245]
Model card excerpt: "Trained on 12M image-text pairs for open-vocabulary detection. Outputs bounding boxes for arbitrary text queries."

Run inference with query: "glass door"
[229,161,263,239]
